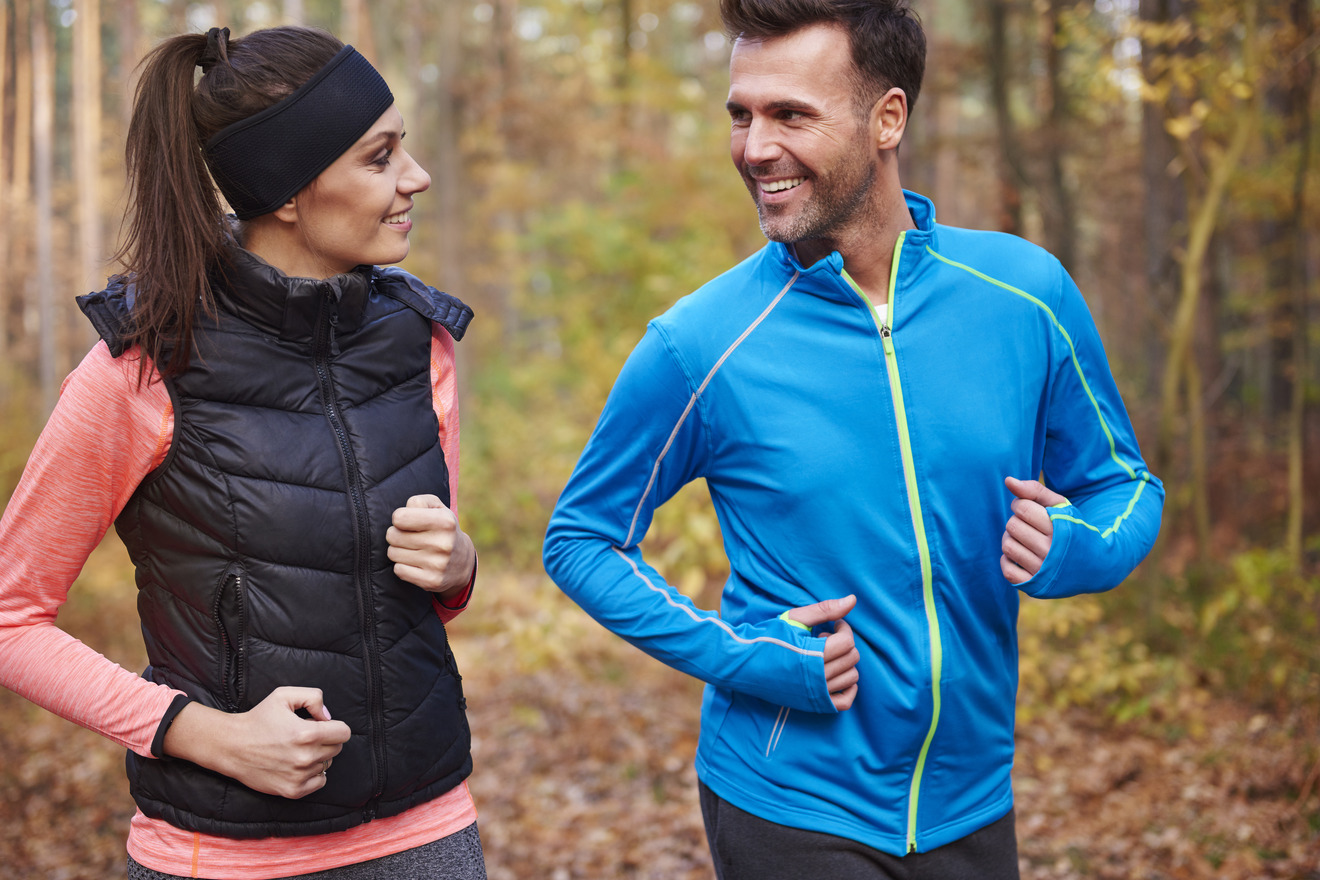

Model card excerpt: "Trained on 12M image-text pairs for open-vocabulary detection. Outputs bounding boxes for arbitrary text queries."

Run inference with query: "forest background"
[0,0,1317,877]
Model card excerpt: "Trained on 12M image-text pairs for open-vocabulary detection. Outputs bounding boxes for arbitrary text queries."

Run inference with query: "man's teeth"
[385,212,410,224]
[763,177,805,193]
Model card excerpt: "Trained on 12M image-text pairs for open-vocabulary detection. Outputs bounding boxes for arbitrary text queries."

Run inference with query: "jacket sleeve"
[1019,271,1164,599]
[543,325,837,713]
[0,344,185,756]
[429,324,472,624]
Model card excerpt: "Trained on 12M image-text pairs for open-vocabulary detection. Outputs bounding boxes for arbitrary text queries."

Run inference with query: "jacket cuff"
[761,616,837,714]
[778,609,810,630]
[150,693,194,759]
[1016,507,1077,599]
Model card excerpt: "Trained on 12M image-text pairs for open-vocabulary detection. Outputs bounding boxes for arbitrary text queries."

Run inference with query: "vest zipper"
[313,291,387,818]
[844,238,943,855]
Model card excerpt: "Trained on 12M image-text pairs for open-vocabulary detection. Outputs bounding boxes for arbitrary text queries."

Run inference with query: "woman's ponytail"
[116,31,227,378]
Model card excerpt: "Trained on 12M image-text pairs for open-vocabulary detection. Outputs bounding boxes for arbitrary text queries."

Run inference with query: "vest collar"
[214,239,374,344]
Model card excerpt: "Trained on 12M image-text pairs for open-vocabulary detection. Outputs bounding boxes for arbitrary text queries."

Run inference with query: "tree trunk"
[987,0,1026,234]
[495,0,519,117]
[900,0,935,199]
[5,0,34,370]
[490,0,521,348]
[1184,337,1212,555]
[74,0,104,301]
[341,0,377,64]
[1139,0,1190,399]
[434,0,462,297]
[1041,0,1077,272]
[0,0,11,368]
[115,0,143,134]
[1154,4,1258,561]
[166,0,186,34]
[616,0,633,163]
[1284,0,1314,570]
[31,0,55,412]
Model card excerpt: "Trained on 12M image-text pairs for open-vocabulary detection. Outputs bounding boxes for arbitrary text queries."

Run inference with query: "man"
[543,1,1163,876]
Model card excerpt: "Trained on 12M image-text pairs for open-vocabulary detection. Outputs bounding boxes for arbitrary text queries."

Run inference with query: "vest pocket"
[213,571,248,712]
[443,642,467,710]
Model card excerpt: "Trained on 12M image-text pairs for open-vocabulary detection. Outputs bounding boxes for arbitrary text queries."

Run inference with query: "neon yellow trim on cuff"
[779,610,811,631]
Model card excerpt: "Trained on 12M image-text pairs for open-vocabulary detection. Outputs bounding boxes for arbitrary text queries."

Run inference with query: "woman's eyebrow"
[357,130,398,151]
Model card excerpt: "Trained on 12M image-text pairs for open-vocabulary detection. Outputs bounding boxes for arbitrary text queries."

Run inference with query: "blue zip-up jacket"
[543,191,1162,855]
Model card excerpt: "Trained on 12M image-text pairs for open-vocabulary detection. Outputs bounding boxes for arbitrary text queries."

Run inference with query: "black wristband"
[150,693,195,759]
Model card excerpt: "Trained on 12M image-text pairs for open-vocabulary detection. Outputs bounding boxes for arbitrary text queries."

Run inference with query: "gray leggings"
[126,822,486,880]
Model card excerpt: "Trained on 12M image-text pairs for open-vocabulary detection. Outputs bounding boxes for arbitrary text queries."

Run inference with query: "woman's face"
[284,104,431,278]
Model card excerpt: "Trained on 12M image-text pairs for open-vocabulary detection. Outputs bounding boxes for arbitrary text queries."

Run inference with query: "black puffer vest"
[77,247,475,839]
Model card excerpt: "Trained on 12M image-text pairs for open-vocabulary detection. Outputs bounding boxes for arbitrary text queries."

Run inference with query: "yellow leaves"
[1134,3,1263,135]
[1219,68,1255,100]
[1162,100,1217,141]
[1139,76,1172,104]
[1133,18,1197,49]
[1165,114,1200,141]
[1017,594,1176,720]
[1198,586,1240,636]
[1229,80,1255,100]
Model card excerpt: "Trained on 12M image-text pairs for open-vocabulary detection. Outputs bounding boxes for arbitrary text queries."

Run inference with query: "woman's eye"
[372,149,394,167]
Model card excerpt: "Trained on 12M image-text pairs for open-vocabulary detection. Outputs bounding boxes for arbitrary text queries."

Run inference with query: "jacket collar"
[212,235,374,344]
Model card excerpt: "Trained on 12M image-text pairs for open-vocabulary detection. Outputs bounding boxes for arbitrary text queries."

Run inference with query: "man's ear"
[870,87,908,152]
[272,197,299,224]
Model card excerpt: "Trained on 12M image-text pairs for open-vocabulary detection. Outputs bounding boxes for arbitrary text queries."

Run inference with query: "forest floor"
[0,548,1317,879]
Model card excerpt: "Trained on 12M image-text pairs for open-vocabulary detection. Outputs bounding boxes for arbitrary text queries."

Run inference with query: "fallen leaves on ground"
[0,559,1316,878]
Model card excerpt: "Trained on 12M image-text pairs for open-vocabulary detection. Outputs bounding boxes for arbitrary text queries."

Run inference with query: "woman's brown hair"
[115,26,343,378]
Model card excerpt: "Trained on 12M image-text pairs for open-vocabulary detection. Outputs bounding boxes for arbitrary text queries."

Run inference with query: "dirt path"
[456,575,1319,880]
[0,564,1316,878]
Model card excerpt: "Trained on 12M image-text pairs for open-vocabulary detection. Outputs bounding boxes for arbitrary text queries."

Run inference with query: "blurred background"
[0,0,1317,877]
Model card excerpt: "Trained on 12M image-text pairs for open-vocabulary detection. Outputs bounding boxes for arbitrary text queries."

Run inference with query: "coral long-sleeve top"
[0,328,477,879]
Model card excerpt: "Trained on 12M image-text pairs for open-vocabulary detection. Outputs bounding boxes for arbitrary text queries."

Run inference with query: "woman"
[0,25,486,879]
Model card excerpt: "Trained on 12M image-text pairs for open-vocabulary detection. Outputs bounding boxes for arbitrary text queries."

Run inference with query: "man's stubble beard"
[751,144,878,247]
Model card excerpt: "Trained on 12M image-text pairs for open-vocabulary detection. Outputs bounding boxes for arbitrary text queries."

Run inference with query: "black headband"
[204,45,394,220]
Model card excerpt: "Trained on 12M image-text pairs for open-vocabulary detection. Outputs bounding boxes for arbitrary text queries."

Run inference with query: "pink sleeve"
[431,327,462,512]
[429,327,472,624]
[0,344,183,756]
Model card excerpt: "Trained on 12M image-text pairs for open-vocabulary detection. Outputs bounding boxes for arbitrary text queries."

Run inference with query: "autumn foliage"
[1,0,1318,877]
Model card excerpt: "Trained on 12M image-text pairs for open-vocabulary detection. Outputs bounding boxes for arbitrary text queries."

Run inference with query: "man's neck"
[793,203,915,305]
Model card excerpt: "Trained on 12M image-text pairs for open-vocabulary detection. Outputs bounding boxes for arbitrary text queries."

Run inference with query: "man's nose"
[740,117,782,166]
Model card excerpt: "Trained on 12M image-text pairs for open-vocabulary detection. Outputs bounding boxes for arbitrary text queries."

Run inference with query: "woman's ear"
[870,87,908,152]
[272,197,299,224]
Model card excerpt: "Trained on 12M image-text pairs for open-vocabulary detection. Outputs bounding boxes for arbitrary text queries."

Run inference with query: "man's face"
[726,24,878,249]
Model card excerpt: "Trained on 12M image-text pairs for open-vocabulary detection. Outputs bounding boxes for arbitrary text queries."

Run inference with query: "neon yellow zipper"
[842,236,942,854]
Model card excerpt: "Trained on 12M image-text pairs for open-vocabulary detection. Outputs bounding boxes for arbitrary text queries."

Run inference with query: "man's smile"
[761,177,806,193]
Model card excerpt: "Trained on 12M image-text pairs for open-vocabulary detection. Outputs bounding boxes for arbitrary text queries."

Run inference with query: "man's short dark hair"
[720,0,926,117]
